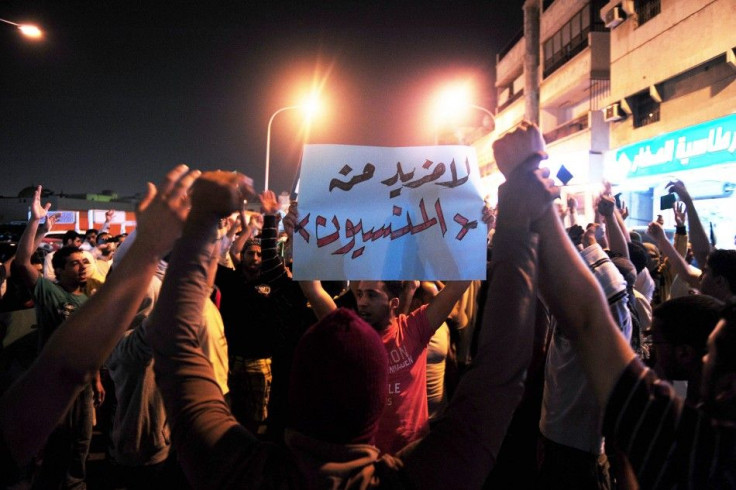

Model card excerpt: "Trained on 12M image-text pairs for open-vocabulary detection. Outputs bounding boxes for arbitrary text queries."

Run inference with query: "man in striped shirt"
[532,193,736,488]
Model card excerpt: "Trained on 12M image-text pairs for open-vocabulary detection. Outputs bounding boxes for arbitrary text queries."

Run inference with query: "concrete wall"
[494,97,526,136]
[496,38,525,86]
[497,73,525,107]
[609,0,735,98]
[607,0,736,150]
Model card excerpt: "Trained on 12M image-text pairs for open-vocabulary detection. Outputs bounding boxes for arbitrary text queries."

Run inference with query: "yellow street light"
[433,83,495,143]
[265,93,322,191]
[0,18,43,39]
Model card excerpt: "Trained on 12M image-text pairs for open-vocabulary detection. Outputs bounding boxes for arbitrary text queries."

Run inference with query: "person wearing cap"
[214,191,314,436]
[147,124,558,488]
[295,261,470,455]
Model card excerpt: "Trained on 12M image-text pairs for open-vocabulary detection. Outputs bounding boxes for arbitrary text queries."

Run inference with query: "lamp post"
[467,104,495,124]
[264,95,320,191]
[0,17,42,39]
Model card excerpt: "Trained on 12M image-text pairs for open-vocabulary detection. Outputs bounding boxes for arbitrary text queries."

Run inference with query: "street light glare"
[302,94,321,120]
[0,17,43,39]
[435,84,471,120]
[18,24,43,39]
[19,24,42,38]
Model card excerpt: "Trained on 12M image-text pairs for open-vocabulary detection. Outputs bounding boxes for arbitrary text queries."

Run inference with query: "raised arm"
[32,213,58,251]
[534,205,635,407]
[0,165,200,466]
[229,208,257,267]
[424,280,470,332]
[566,196,578,227]
[648,221,700,289]
[100,209,114,234]
[147,171,272,489]
[598,194,629,259]
[404,122,554,488]
[672,200,689,257]
[13,186,50,289]
[667,179,710,267]
[298,280,337,320]
[257,190,289,284]
[282,201,339,320]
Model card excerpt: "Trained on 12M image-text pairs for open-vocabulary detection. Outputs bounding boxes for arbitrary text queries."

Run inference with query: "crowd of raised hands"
[1,120,735,489]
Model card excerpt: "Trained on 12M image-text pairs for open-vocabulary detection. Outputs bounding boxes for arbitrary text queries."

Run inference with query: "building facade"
[601,0,736,246]
[478,0,610,215]
[477,0,736,246]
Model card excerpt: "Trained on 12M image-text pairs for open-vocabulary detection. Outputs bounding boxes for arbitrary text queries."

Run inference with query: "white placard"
[293,144,486,280]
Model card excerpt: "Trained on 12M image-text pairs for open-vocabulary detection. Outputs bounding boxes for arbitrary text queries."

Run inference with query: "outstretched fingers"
[137,182,158,213]
[31,186,51,220]
[133,165,201,258]
[168,167,202,209]
[157,164,192,199]
[259,190,279,215]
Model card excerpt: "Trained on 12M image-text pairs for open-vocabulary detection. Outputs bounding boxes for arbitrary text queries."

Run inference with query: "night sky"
[0,1,524,198]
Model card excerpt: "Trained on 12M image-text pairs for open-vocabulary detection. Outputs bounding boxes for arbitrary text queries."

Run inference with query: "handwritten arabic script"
[294,144,486,280]
[294,198,478,259]
[328,158,471,198]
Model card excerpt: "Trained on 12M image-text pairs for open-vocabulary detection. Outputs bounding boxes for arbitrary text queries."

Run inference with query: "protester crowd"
[0,123,734,489]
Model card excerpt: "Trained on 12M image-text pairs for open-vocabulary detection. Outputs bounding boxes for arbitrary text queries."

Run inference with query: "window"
[562,22,571,48]
[582,4,591,31]
[631,91,660,128]
[636,0,661,25]
[542,1,607,78]
[571,12,582,42]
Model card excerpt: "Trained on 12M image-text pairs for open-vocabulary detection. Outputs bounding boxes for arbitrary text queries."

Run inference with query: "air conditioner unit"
[604,6,625,29]
[603,102,626,122]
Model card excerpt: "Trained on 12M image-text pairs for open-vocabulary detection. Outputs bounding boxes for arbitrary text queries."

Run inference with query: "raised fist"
[492,121,548,178]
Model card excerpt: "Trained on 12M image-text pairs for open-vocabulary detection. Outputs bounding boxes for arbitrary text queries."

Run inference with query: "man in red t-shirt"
[301,279,469,453]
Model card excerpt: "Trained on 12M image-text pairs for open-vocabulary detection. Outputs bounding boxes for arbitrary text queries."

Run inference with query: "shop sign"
[618,114,736,178]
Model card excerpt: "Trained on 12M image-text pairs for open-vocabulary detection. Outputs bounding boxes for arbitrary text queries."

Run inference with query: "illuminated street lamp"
[264,94,321,191]
[0,17,43,39]
[434,84,495,143]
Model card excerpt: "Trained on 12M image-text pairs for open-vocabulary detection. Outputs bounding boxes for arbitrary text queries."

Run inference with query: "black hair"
[627,240,650,274]
[652,295,724,353]
[715,300,736,373]
[707,249,736,294]
[52,246,82,272]
[63,230,80,244]
[381,281,405,300]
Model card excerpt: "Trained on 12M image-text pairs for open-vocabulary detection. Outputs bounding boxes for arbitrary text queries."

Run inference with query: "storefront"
[605,114,736,249]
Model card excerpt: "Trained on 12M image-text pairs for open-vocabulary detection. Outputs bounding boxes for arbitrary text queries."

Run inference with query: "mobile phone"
[660,193,676,210]
[614,193,622,209]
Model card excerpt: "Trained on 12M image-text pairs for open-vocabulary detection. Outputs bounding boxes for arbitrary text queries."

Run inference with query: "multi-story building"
[477,0,736,246]
[476,0,609,217]
[601,0,736,246]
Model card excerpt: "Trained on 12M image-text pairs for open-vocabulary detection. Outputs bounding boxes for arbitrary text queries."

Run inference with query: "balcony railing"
[497,89,524,113]
[542,0,607,79]
[543,113,589,145]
